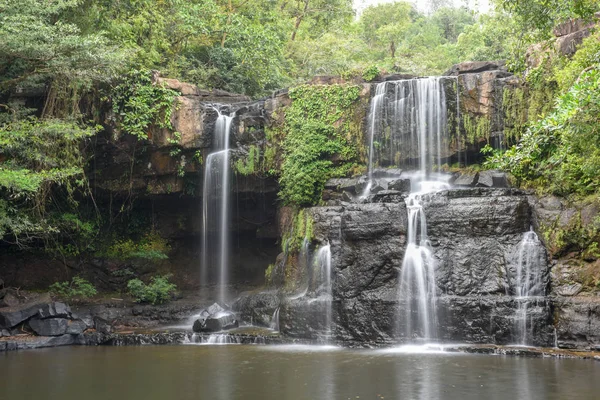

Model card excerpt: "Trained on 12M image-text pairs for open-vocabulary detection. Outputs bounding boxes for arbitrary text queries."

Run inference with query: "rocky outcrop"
[276,188,559,346]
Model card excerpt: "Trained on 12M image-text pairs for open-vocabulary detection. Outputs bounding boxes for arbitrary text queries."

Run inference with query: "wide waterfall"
[399,193,438,341]
[364,77,450,186]
[314,244,332,339]
[200,109,234,305]
[514,230,545,345]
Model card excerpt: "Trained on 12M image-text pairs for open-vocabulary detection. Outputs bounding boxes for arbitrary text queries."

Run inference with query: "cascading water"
[200,109,233,305]
[398,193,438,341]
[270,307,280,331]
[363,77,450,192]
[314,244,332,339]
[514,229,544,345]
[360,78,452,342]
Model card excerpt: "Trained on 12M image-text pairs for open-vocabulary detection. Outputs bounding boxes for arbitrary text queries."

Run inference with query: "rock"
[387,178,411,193]
[558,283,583,297]
[371,168,403,178]
[0,292,20,308]
[0,293,52,329]
[445,61,507,76]
[66,319,88,335]
[1,329,10,337]
[94,316,112,334]
[232,291,279,327]
[354,177,370,195]
[371,190,404,203]
[37,302,71,319]
[338,178,359,194]
[370,182,385,194]
[476,170,509,188]
[453,172,478,187]
[28,317,69,336]
[192,303,239,332]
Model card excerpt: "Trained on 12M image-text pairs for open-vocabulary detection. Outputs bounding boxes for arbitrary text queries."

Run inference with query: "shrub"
[49,276,97,301]
[127,275,177,305]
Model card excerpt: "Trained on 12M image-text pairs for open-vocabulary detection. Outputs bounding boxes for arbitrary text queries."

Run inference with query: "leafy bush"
[104,231,170,261]
[127,275,177,305]
[362,65,380,82]
[276,84,363,206]
[486,68,600,196]
[49,277,97,301]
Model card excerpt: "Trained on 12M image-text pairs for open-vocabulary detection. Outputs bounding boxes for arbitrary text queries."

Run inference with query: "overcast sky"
[353,0,492,16]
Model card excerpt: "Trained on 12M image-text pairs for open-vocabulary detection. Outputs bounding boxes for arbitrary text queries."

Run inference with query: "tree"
[360,2,415,59]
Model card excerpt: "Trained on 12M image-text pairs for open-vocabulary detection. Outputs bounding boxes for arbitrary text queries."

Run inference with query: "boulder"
[94,316,113,334]
[1,329,10,337]
[66,319,88,335]
[453,172,478,187]
[0,292,20,308]
[387,178,411,193]
[371,168,403,178]
[28,317,69,336]
[0,293,52,329]
[476,170,509,188]
[192,303,239,332]
[37,302,71,319]
[232,291,279,327]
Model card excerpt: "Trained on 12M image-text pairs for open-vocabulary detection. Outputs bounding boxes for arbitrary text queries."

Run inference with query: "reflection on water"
[1,345,599,400]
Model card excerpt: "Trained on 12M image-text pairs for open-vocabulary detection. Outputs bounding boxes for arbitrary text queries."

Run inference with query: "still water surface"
[1,344,599,400]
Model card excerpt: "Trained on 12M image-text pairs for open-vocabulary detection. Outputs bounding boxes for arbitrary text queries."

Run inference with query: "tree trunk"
[291,0,310,41]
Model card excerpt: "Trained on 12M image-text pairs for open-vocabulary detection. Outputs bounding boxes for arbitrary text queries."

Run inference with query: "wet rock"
[232,291,279,327]
[204,312,239,332]
[1,329,10,337]
[372,168,403,178]
[338,178,359,194]
[371,190,404,203]
[387,178,411,193]
[94,316,113,334]
[37,302,71,319]
[354,177,370,194]
[0,293,52,329]
[28,317,69,336]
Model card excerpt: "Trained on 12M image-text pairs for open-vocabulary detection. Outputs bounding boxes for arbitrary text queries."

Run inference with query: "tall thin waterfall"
[364,77,449,186]
[514,230,544,345]
[315,244,332,339]
[200,110,233,305]
[399,194,437,341]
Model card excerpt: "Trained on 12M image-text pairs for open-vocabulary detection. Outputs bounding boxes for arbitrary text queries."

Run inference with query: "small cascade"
[362,83,387,197]
[314,244,333,339]
[363,77,450,193]
[200,108,234,305]
[270,307,280,331]
[189,333,240,345]
[398,193,438,341]
[514,230,544,345]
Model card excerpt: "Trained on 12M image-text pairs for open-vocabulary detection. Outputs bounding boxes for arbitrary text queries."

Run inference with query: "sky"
[353,0,492,17]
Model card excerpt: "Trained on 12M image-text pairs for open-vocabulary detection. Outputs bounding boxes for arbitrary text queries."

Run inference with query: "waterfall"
[270,307,280,331]
[398,194,437,341]
[200,109,233,305]
[363,77,450,194]
[514,230,544,345]
[315,244,332,339]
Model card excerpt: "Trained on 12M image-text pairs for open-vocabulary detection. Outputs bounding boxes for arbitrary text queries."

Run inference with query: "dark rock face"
[232,291,279,327]
[37,302,71,319]
[277,188,557,346]
[28,318,69,336]
[93,316,112,334]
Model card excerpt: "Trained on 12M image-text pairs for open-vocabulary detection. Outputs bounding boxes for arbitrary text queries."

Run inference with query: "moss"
[462,114,491,144]
[234,145,261,176]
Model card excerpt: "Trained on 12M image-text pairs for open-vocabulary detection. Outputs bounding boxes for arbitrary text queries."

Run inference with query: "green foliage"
[104,231,170,261]
[234,145,261,176]
[49,276,97,301]
[127,275,177,305]
[281,208,314,253]
[0,118,97,245]
[487,69,600,196]
[111,69,179,140]
[277,84,363,206]
[264,263,275,285]
[362,66,380,82]
[554,30,600,91]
